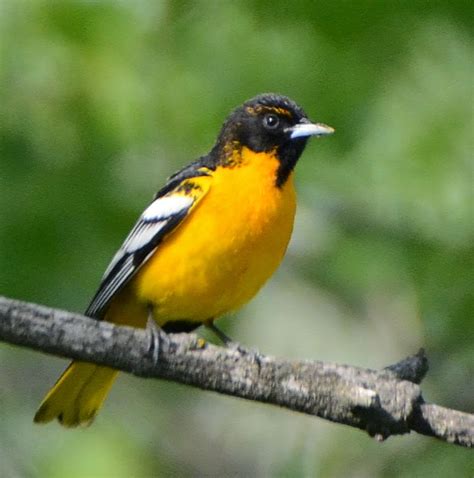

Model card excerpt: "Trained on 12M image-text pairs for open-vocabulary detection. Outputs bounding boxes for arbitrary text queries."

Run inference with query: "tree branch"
[0,295,472,447]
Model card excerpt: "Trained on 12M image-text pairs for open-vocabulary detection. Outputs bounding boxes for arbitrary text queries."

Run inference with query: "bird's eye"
[263,114,280,130]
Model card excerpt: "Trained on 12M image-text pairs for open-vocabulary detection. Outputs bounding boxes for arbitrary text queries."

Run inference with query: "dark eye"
[263,114,280,130]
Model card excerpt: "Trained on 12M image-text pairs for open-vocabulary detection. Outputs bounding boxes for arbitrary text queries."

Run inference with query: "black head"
[212,93,334,186]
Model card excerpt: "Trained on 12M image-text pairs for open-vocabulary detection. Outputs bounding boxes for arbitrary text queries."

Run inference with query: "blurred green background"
[1,1,473,476]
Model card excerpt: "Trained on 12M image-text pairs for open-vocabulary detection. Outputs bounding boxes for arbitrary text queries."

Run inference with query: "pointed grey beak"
[286,119,335,139]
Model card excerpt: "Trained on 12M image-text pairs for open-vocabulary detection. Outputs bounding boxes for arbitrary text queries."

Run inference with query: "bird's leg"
[206,321,234,345]
[145,305,161,366]
[205,321,262,368]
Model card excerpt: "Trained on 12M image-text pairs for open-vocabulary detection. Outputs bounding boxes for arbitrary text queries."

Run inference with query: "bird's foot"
[145,307,161,366]
[205,322,262,369]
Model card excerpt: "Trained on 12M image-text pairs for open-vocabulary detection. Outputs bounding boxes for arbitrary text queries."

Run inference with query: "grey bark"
[0,295,472,447]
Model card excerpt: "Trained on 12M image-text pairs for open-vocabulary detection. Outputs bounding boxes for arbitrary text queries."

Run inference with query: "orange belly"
[120,148,296,326]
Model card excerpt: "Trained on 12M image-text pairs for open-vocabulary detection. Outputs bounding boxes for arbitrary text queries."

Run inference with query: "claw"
[146,306,161,366]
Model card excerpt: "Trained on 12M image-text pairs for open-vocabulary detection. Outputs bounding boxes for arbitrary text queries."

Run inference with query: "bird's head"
[213,93,334,186]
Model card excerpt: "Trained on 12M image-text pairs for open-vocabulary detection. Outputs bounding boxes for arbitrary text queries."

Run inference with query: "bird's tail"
[34,361,118,427]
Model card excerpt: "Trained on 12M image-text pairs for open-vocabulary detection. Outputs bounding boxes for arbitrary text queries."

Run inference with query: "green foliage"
[1,1,472,476]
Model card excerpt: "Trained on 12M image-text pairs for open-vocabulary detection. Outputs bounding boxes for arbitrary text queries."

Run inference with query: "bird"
[34,93,334,426]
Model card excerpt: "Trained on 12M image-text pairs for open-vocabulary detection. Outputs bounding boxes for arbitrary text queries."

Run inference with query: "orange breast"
[130,147,296,325]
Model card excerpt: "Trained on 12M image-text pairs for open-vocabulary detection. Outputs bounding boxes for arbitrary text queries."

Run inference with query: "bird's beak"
[286,119,335,139]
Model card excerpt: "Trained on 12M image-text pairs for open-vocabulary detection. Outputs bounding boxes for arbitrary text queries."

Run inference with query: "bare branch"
[0,295,472,447]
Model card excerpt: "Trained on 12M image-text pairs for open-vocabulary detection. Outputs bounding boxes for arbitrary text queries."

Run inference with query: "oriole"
[34,93,334,426]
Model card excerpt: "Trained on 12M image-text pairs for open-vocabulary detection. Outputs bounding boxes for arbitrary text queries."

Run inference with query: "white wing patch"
[102,195,193,279]
[86,193,196,319]
[142,195,193,221]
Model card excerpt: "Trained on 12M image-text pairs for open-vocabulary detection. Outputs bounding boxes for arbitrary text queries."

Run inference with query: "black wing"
[85,168,212,319]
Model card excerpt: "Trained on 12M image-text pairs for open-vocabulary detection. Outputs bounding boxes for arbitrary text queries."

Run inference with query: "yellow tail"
[34,361,118,427]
